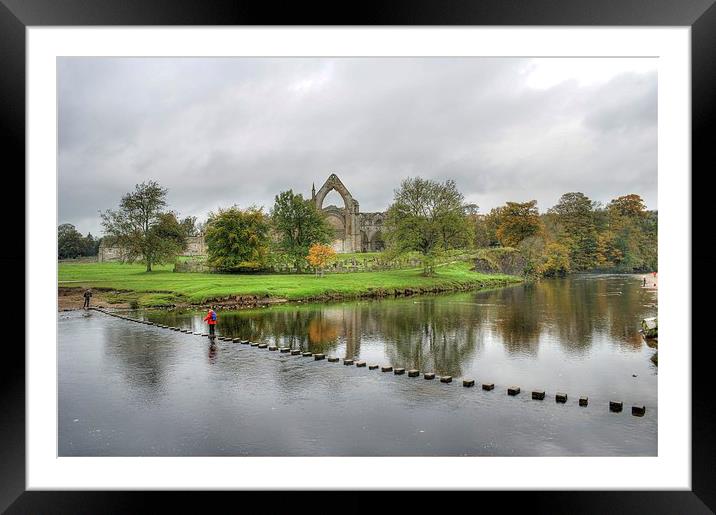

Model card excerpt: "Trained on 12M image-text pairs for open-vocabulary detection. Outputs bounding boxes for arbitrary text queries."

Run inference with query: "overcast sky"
[58,57,657,236]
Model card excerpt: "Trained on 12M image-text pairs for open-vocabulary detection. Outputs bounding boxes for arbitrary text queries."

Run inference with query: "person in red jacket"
[203,308,217,336]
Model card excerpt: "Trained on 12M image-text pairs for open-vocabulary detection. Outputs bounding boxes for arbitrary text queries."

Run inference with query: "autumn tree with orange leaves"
[306,243,336,277]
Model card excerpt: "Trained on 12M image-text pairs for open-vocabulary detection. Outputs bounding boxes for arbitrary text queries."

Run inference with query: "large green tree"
[548,192,599,271]
[58,223,85,259]
[383,177,471,275]
[495,200,543,248]
[598,193,656,272]
[205,206,270,272]
[270,190,332,271]
[101,180,186,271]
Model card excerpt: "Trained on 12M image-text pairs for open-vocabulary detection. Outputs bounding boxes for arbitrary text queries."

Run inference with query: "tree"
[495,200,543,247]
[81,233,100,257]
[306,243,336,277]
[270,190,332,271]
[179,216,199,237]
[58,223,85,259]
[548,192,599,271]
[383,177,471,275]
[204,206,270,272]
[597,193,655,272]
[540,242,571,277]
[100,180,186,271]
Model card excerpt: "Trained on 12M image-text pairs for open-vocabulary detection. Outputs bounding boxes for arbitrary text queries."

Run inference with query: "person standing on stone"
[83,288,92,309]
[203,308,217,336]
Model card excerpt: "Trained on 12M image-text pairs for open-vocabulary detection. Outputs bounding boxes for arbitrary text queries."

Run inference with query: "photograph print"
[58,56,658,457]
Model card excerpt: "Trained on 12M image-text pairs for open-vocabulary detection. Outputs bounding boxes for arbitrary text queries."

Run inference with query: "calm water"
[59,274,657,456]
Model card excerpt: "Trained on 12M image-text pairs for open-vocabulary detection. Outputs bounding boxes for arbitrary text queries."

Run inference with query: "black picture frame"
[3,0,711,512]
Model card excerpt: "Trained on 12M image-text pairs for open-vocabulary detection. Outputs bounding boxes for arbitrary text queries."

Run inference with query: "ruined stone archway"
[312,173,360,252]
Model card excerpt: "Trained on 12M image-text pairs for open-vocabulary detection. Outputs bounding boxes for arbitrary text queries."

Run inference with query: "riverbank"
[58,261,521,310]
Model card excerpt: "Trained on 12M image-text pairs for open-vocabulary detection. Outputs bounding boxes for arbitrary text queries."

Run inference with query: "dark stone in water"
[408,369,420,377]
[280,347,290,353]
[268,346,278,351]
[327,357,339,363]
[368,364,379,370]
[579,397,589,407]
[258,343,268,349]
[463,379,475,387]
[393,367,405,375]
[291,349,302,355]
[610,401,623,412]
[424,372,435,380]
[532,390,545,400]
[508,386,520,396]
[440,376,452,383]
[344,359,355,366]
[632,405,646,417]
[355,361,366,367]
[314,353,326,360]
[482,383,495,391]
[302,352,313,357]
[381,366,393,372]
[556,393,568,403]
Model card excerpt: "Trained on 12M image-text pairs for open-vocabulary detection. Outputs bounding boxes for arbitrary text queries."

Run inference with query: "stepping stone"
[440,376,452,383]
[355,361,366,367]
[463,379,475,387]
[251,342,260,347]
[532,390,545,400]
[393,367,405,375]
[241,340,250,344]
[579,396,589,407]
[508,386,520,396]
[268,346,278,351]
[424,372,436,380]
[302,352,313,357]
[556,393,568,403]
[343,359,355,366]
[408,369,420,377]
[314,354,326,360]
[368,364,379,370]
[258,344,268,349]
[280,347,290,353]
[327,357,339,363]
[632,405,646,417]
[291,350,302,356]
[609,401,623,412]
[232,338,241,343]
[381,366,393,372]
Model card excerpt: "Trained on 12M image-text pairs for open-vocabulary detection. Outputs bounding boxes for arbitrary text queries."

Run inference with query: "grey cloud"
[58,57,657,235]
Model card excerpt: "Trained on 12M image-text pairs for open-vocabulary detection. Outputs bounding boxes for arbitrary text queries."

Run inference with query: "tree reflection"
[144,275,655,376]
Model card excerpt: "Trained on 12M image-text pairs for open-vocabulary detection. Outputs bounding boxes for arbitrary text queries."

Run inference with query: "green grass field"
[58,261,520,306]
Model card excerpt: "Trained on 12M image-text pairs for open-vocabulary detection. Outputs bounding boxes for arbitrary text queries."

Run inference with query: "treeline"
[71,178,656,278]
[204,190,333,273]
[58,224,101,259]
[471,192,657,275]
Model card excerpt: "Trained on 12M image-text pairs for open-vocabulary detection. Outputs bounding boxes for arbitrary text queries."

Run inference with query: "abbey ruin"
[312,173,385,253]
[98,174,385,261]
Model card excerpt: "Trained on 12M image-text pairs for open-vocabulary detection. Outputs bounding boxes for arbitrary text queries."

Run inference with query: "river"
[59,273,657,456]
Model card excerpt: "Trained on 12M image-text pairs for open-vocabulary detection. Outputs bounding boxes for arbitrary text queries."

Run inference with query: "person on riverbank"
[83,289,92,309]
[203,308,217,336]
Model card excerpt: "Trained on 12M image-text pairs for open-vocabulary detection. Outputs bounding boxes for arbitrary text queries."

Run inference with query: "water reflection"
[144,274,657,380]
